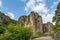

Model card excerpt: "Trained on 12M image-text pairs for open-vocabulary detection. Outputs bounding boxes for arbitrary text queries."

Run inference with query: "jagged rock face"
[18,16,27,26]
[18,11,43,33]
[43,22,53,33]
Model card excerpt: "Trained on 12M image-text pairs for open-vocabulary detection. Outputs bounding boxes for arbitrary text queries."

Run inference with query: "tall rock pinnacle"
[18,11,43,33]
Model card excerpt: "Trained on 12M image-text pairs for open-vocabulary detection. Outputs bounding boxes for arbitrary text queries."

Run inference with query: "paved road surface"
[33,36,54,40]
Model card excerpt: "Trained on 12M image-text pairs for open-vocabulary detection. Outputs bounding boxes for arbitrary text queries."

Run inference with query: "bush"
[52,21,60,33]
[51,21,60,38]
[0,23,33,40]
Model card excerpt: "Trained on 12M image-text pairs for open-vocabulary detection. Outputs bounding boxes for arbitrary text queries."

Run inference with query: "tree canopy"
[53,2,60,22]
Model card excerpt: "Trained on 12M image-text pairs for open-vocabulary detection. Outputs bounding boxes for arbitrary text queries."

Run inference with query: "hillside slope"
[0,11,17,25]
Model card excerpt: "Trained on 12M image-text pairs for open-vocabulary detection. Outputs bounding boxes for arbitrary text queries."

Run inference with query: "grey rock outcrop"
[18,11,43,33]
[43,22,53,34]
[18,11,53,33]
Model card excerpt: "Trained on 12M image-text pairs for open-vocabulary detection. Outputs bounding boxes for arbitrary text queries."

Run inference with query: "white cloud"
[25,0,50,23]
[43,1,60,25]
[5,12,15,19]
[42,14,54,23]
[0,0,2,7]
[24,0,60,24]
[32,3,49,14]
[25,0,49,14]
[25,0,35,11]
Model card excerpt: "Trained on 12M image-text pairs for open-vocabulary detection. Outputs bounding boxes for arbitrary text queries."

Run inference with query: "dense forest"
[0,2,60,40]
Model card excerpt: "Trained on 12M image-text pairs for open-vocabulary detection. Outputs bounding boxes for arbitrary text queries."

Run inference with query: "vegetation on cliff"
[0,11,17,25]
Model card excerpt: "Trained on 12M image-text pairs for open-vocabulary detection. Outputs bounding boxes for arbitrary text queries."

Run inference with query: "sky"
[0,0,60,24]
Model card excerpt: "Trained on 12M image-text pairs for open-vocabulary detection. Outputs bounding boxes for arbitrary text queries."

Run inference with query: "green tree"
[52,2,60,31]
[53,21,60,32]
[53,2,60,22]
[51,2,60,38]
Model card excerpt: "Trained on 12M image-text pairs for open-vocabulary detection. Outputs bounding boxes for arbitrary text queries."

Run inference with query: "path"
[32,36,54,40]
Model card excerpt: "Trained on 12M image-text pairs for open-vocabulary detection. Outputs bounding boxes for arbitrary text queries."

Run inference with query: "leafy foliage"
[53,21,60,32]
[53,2,60,22]
[51,3,60,40]
[52,2,60,33]
[51,3,60,39]
[0,23,33,40]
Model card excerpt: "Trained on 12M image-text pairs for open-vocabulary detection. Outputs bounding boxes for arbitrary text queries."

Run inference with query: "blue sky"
[0,0,60,24]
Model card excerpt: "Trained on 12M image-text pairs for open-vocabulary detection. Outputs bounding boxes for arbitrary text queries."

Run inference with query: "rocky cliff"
[18,11,53,33]
[43,22,53,34]
[18,11,43,33]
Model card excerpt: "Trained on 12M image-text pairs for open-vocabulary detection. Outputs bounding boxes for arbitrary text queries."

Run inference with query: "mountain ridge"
[0,11,17,25]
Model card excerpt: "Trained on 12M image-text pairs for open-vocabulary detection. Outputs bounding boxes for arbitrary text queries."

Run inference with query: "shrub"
[0,23,33,40]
